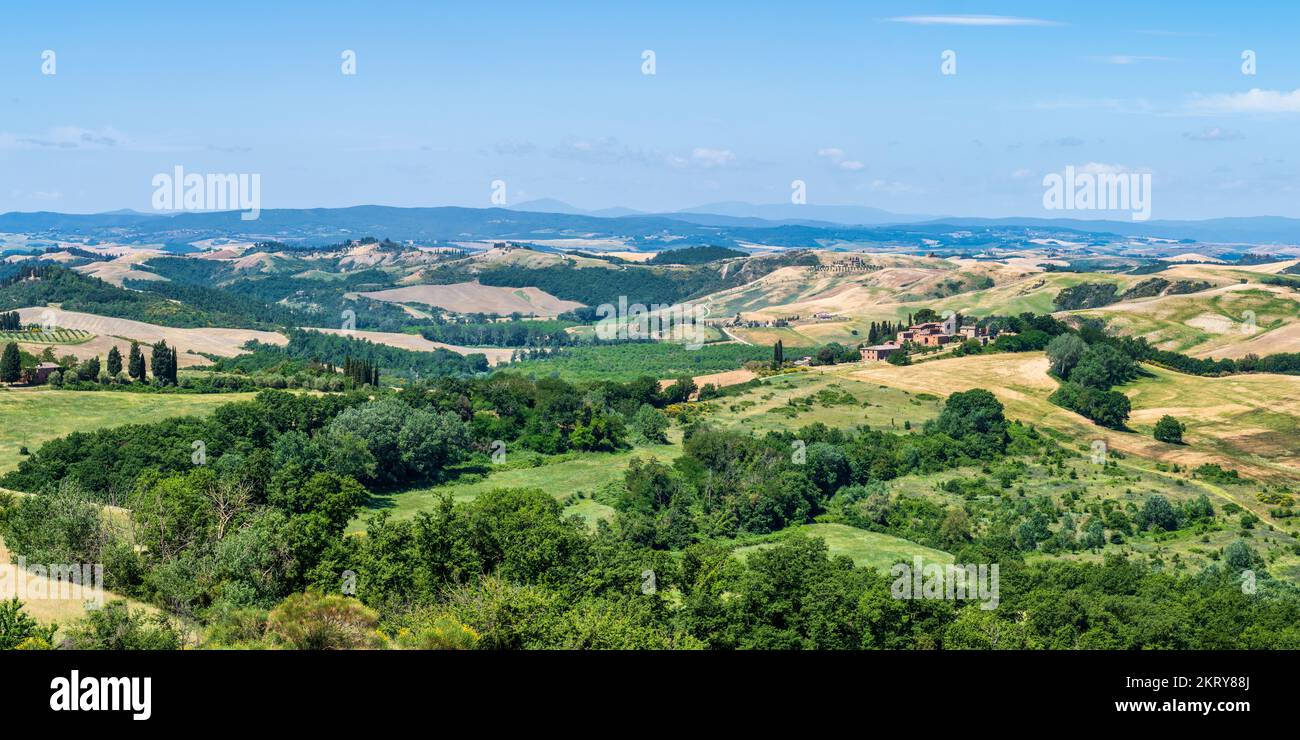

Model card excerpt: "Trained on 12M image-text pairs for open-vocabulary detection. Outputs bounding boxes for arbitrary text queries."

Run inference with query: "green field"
[734,523,953,572]
[0,389,258,473]
[710,370,939,435]
[351,440,685,532]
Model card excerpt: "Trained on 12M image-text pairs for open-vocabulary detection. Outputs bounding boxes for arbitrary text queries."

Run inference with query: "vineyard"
[0,327,94,344]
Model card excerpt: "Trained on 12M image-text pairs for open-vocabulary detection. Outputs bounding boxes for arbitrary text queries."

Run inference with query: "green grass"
[0,389,258,473]
[733,523,953,572]
[350,440,684,532]
[714,370,939,435]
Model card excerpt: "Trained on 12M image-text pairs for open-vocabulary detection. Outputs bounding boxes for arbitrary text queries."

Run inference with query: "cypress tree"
[128,342,145,381]
[107,345,123,376]
[0,341,20,383]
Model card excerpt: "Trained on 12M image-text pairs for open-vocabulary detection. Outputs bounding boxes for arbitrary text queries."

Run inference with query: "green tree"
[1045,333,1087,379]
[928,389,1008,454]
[0,342,20,383]
[1154,414,1185,444]
[106,345,123,376]
[631,403,669,444]
[1069,344,1139,390]
[1139,494,1180,532]
[151,340,177,385]
[128,341,145,380]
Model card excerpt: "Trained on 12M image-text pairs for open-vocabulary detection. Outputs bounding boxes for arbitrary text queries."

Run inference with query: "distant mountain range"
[3,203,1300,249]
[511,198,941,227]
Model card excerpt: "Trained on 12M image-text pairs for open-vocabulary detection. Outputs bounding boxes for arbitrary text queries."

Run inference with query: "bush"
[266,591,383,650]
[63,600,180,650]
[0,598,58,649]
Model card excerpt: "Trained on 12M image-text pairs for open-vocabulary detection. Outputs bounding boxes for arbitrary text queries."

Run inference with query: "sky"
[1,1,1298,220]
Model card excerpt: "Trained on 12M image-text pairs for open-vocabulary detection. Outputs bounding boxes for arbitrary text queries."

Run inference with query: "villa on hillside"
[861,318,1003,361]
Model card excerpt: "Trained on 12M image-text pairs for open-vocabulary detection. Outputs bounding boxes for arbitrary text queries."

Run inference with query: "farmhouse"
[899,322,952,347]
[860,343,900,362]
[894,318,999,348]
[24,362,61,385]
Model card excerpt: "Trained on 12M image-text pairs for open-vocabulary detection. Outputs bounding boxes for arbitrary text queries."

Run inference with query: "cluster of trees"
[426,262,726,308]
[1053,279,1211,313]
[342,356,381,387]
[646,246,747,265]
[418,319,577,348]
[1053,282,1120,310]
[810,342,863,366]
[507,342,769,382]
[247,329,489,380]
[611,390,1013,548]
[1134,342,1300,378]
[150,341,179,385]
[866,320,904,345]
[1045,333,1139,428]
[9,468,1289,650]
[0,311,20,330]
[1,369,699,502]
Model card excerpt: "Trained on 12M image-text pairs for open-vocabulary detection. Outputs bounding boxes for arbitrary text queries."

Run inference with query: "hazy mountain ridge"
[3,205,1300,248]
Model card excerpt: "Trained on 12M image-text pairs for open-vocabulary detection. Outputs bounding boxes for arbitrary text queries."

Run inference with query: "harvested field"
[357,281,583,316]
[14,307,285,368]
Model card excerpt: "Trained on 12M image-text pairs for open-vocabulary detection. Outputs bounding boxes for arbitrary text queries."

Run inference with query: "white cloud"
[887,15,1061,27]
[0,126,126,150]
[691,147,735,168]
[1184,126,1244,142]
[1189,88,1300,114]
[818,147,864,171]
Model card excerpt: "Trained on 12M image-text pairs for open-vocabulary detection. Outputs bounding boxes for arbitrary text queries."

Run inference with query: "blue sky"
[1,1,1298,219]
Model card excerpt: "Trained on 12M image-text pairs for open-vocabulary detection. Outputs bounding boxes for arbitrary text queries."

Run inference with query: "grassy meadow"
[0,389,258,473]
